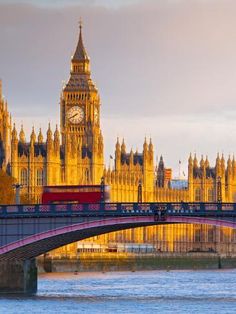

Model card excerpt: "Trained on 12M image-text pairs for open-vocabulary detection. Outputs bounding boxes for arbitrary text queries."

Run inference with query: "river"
[0,270,236,313]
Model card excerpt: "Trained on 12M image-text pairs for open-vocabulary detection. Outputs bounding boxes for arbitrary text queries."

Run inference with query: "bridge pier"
[0,259,37,294]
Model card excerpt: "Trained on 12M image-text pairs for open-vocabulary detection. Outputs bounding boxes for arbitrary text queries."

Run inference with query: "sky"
[1,0,236,176]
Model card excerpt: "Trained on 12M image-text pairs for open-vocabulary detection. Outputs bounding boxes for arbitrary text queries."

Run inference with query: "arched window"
[20,168,28,186]
[208,189,214,202]
[195,188,201,202]
[36,169,43,186]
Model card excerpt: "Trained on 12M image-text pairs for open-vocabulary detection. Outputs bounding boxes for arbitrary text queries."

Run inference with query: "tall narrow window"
[195,188,201,202]
[20,168,28,186]
[36,169,43,186]
[208,189,214,202]
[85,169,89,183]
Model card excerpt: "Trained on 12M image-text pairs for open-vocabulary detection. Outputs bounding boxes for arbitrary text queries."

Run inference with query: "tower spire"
[70,21,90,75]
[72,20,89,63]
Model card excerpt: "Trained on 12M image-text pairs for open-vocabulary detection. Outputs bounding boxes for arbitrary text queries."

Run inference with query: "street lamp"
[138,179,142,203]
[100,176,105,203]
[217,176,222,203]
[12,183,22,205]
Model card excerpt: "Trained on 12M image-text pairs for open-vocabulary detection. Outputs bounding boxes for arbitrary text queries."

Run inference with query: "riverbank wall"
[37,253,236,273]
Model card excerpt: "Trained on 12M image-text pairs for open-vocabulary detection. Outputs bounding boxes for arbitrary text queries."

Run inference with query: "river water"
[0,270,236,313]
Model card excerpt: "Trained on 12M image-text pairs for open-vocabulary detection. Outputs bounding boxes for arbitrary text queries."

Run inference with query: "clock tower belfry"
[60,23,104,185]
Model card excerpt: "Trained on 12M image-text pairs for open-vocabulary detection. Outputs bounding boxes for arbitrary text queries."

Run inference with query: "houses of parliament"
[1,24,236,255]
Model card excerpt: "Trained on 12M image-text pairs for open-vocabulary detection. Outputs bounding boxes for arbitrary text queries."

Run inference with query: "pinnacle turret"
[149,138,153,152]
[193,154,198,168]
[158,155,164,170]
[12,123,17,141]
[121,138,126,153]
[19,125,26,143]
[54,125,60,141]
[188,153,193,166]
[143,137,148,152]
[38,128,43,144]
[227,155,232,169]
[115,137,120,152]
[30,127,36,143]
[221,154,225,171]
[216,153,220,166]
[200,155,205,168]
[233,155,236,168]
[46,123,53,142]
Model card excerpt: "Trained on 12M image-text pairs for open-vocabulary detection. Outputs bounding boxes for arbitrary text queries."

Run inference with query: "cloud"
[1,0,236,169]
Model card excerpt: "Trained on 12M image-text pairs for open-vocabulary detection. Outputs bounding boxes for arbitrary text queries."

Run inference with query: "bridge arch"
[0,215,236,260]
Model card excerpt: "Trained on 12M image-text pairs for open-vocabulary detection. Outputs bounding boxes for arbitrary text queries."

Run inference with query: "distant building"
[1,24,236,255]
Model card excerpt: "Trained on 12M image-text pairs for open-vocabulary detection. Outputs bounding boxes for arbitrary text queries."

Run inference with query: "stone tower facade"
[10,25,104,202]
[60,23,104,185]
[188,153,236,203]
[104,138,154,202]
[0,80,11,170]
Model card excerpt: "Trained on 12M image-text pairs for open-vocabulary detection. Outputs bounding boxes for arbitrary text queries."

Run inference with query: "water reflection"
[0,270,236,313]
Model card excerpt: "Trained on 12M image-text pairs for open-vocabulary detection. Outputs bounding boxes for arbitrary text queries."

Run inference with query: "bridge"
[0,201,236,294]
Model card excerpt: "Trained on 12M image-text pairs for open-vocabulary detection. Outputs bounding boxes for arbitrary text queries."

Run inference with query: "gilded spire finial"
[79,18,83,31]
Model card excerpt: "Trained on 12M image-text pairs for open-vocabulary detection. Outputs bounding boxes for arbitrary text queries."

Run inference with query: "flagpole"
[109,155,113,169]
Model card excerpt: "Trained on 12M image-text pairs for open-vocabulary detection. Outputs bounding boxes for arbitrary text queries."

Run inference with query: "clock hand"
[70,113,78,119]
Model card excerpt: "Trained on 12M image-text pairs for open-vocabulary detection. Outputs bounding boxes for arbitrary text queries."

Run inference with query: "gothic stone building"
[1,26,236,254]
[10,25,104,202]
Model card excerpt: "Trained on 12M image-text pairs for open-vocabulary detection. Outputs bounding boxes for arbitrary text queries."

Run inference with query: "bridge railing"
[0,202,235,218]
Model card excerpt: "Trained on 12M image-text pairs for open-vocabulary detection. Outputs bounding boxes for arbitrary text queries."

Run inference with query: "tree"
[0,169,15,204]
[20,193,36,205]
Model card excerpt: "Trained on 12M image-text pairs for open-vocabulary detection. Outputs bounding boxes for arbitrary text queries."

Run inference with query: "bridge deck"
[0,202,236,218]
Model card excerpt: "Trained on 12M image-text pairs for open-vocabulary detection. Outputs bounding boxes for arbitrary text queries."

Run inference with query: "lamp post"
[217,176,222,203]
[100,176,105,203]
[138,179,142,203]
[12,183,22,205]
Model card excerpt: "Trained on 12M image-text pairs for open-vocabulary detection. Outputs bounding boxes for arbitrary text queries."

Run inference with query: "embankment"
[37,253,236,273]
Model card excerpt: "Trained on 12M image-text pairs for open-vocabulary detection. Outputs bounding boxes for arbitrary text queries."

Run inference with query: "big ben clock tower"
[60,23,104,185]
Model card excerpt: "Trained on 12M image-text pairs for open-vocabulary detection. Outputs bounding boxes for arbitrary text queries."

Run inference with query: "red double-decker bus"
[42,184,110,204]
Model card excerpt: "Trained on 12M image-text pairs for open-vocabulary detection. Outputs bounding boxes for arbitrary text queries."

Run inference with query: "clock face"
[94,107,99,124]
[67,106,84,124]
